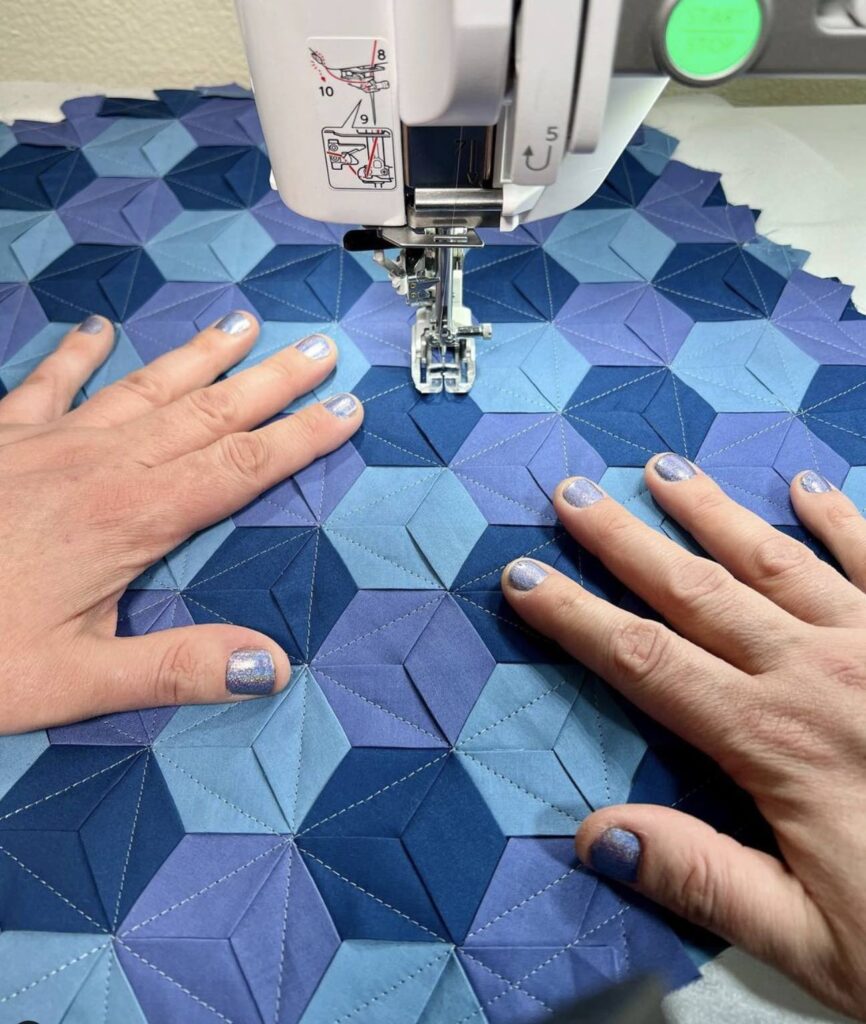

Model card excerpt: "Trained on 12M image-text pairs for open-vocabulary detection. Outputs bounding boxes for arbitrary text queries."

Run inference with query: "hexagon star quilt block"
[1,88,863,1024]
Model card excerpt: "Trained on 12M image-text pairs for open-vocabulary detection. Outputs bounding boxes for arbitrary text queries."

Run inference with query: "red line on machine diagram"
[311,39,395,191]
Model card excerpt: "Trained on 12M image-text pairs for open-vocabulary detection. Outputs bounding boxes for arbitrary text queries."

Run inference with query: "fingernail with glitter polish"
[589,827,642,883]
[323,393,358,418]
[226,649,275,695]
[214,310,252,336]
[508,559,549,592]
[653,453,696,483]
[78,315,105,335]
[800,470,832,494]
[563,477,605,509]
[294,333,331,360]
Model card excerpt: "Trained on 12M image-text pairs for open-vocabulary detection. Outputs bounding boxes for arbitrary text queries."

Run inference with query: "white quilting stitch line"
[243,490,312,523]
[567,414,658,456]
[182,593,237,626]
[657,283,760,318]
[325,526,439,586]
[304,531,321,661]
[164,176,244,210]
[33,245,140,281]
[334,246,345,321]
[561,367,664,414]
[653,241,740,282]
[0,749,141,822]
[451,416,556,468]
[805,413,866,444]
[100,941,113,1024]
[239,281,323,321]
[0,843,108,931]
[458,679,569,747]
[465,867,577,940]
[696,413,792,462]
[464,286,546,321]
[670,374,689,458]
[156,751,284,834]
[671,771,719,809]
[592,685,611,806]
[541,250,555,322]
[555,282,645,326]
[741,247,769,315]
[242,247,332,281]
[314,594,443,661]
[454,469,557,522]
[360,430,440,465]
[297,849,447,940]
[186,528,316,589]
[272,845,294,1024]
[327,470,437,523]
[477,322,543,360]
[356,379,414,405]
[313,668,443,743]
[119,839,287,937]
[116,247,141,319]
[802,373,866,415]
[675,364,785,410]
[330,950,451,1024]
[459,751,583,823]
[453,593,543,641]
[558,322,659,365]
[453,533,563,592]
[715,478,792,516]
[152,700,239,747]
[464,246,537,275]
[296,752,448,837]
[0,940,110,1004]
[116,941,235,1023]
[458,950,554,1014]
[345,323,407,356]
[642,205,731,243]
[287,671,309,832]
[111,751,150,928]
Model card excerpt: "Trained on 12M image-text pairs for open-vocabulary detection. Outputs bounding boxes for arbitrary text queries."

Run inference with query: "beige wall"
[0,0,251,89]
[1,0,864,103]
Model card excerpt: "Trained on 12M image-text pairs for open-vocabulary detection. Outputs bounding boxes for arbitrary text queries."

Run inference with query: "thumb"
[576,805,829,971]
[83,626,291,716]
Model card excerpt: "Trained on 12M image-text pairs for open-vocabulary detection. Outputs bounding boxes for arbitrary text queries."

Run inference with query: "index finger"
[501,559,754,766]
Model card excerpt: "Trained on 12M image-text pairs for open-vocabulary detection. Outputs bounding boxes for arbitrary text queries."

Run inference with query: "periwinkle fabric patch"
[0,86,861,1023]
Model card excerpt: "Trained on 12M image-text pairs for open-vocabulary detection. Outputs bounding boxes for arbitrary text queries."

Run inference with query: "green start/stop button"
[662,0,765,83]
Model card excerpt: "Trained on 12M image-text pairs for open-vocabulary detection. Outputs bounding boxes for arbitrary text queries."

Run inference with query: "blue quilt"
[0,87,864,1024]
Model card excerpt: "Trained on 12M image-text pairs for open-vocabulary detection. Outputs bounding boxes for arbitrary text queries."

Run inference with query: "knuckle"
[688,488,730,521]
[609,619,670,685]
[739,698,820,764]
[186,385,240,432]
[816,653,866,692]
[155,638,207,706]
[666,558,731,608]
[677,849,723,931]
[750,534,814,584]
[592,512,634,549]
[288,412,323,454]
[264,356,298,387]
[218,431,271,482]
[824,501,863,533]
[549,585,588,626]
[113,370,165,407]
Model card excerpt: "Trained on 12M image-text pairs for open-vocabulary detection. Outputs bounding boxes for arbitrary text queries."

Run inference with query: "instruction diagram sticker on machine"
[309,38,396,191]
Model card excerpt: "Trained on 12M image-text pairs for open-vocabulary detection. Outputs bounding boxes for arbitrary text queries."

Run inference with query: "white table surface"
[0,81,863,1024]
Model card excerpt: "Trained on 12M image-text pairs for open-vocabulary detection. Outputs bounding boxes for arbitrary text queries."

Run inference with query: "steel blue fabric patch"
[0,86,862,1023]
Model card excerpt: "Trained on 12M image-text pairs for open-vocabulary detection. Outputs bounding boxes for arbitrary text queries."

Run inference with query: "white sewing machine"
[235,0,865,394]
